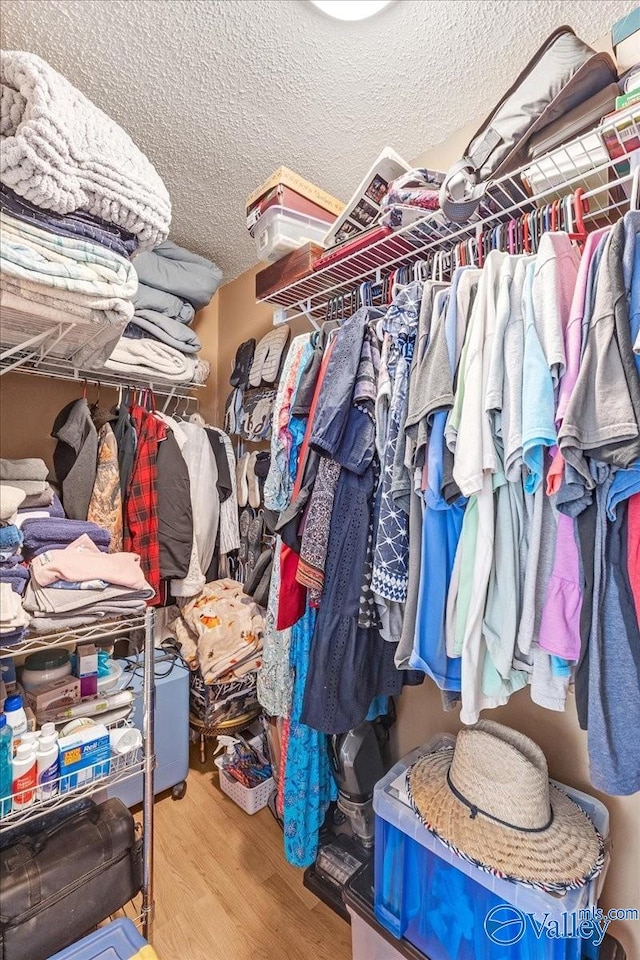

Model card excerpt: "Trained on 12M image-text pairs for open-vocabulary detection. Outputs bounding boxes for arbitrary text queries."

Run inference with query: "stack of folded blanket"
[0,483,29,641]
[0,458,55,509]
[0,582,29,641]
[0,50,171,368]
[23,533,154,633]
[108,240,222,383]
[0,478,157,640]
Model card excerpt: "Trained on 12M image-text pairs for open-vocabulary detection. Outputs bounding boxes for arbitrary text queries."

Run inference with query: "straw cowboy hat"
[407,720,605,893]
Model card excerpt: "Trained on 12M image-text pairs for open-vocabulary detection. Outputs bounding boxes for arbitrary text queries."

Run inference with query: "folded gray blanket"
[29,605,147,632]
[133,282,195,325]
[125,309,201,354]
[24,580,154,615]
[2,479,47,497]
[0,51,171,250]
[20,486,55,509]
[0,458,48,481]
[133,240,222,310]
[19,491,65,517]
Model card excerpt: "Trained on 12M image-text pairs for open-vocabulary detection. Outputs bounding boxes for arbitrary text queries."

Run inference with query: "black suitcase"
[0,798,142,960]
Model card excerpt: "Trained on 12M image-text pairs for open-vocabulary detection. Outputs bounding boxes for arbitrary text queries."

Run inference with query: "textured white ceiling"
[1,0,633,280]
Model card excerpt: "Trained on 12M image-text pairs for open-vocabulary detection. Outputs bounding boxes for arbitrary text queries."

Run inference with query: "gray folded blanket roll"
[133,240,222,310]
[125,309,201,354]
[133,282,195,325]
[0,458,49,481]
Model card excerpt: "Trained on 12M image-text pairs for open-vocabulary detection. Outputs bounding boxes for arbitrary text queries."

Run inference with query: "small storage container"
[252,205,328,263]
[374,737,610,960]
[214,754,274,815]
[47,918,156,959]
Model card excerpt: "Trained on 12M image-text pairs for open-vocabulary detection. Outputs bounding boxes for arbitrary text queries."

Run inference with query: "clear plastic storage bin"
[47,918,154,959]
[374,737,610,960]
[252,205,328,262]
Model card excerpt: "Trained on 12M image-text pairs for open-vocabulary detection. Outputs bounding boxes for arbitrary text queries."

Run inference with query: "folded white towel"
[104,337,197,383]
[1,51,171,250]
[0,582,29,630]
[0,484,26,523]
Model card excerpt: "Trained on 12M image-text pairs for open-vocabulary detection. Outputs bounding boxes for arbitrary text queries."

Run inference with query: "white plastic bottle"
[21,732,41,749]
[4,695,27,752]
[39,722,58,741]
[36,735,59,800]
[12,742,37,810]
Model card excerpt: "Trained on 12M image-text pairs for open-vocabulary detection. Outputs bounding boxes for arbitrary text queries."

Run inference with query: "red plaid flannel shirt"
[124,405,166,604]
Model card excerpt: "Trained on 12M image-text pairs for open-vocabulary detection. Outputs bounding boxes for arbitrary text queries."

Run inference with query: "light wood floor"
[148,745,353,960]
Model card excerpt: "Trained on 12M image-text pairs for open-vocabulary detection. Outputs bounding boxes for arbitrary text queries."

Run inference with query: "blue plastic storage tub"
[374,737,610,960]
[47,918,152,959]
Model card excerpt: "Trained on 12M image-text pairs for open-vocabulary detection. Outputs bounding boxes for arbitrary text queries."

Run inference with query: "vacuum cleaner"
[303,705,395,920]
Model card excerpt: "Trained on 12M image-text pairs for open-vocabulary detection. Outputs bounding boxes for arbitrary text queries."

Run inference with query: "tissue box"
[58,723,110,792]
[76,643,98,698]
[26,676,80,716]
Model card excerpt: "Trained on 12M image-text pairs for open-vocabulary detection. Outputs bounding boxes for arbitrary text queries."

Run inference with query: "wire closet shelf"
[259,105,640,325]
[0,610,156,939]
[0,310,205,402]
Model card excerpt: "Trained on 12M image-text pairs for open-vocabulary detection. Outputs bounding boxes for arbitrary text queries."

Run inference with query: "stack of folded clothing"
[21,518,111,560]
[0,582,29,642]
[0,50,171,367]
[0,457,55,509]
[379,169,446,230]
[0,484,29,642]
[23,533,154,633]
[106,240,222,383]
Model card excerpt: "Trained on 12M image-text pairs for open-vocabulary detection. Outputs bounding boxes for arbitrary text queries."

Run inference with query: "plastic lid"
[24,649,70,671]
[16,742,35,758]
[0,715,6,729]
[39,722,57,738]
[4,695,23,712]
[38,735,57,751]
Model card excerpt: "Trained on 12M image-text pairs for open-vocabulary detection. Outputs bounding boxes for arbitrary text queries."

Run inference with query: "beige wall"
[209,264,309,427]
[0,375,119,465]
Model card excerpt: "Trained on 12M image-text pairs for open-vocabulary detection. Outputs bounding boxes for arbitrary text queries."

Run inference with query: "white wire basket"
[214,757,274,815]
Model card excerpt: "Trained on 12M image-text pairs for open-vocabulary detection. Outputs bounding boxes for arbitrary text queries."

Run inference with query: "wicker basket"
[214,757,274,815]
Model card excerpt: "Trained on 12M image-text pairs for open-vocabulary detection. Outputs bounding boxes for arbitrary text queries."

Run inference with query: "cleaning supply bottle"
[36,735,59,800]
[12,742,37,810]
[214,735,240,769]
[39,722,58,741]
[0,715,12,818]
[4,695,27,751]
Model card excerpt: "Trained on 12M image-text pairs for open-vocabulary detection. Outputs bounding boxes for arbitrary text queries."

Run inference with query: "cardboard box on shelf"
[255,242,324,300]
[246,166,344,220]
[26,676,80,716]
